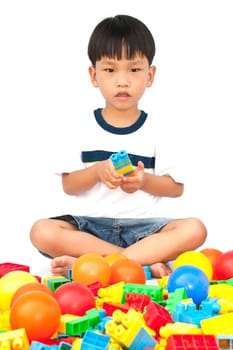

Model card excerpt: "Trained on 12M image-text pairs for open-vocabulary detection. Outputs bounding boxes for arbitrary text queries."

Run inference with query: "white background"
[0,0,232,277]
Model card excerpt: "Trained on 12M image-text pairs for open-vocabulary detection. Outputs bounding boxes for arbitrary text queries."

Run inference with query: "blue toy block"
[80,331,110,350]
[110,150,135,176]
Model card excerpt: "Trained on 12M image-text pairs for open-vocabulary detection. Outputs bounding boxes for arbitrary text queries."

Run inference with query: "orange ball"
[200,248,223,279]
[72,253,111,287]
[105,253,127,266]
[10,282,53,309]
[10,290,61,342]
[110,258,146,284]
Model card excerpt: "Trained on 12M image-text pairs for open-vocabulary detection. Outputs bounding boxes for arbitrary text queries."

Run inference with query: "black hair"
[88,15,156,66]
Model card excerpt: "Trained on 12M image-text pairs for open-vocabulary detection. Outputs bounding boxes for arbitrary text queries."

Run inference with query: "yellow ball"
[0,271,38,311]
[173,251,213,281]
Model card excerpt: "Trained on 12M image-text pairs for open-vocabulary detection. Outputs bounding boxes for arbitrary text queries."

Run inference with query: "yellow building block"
[58,314,80,334]
[159,322,202,339]
[201,312,233,335]
[208,284,233,299]
[0,328,29,350]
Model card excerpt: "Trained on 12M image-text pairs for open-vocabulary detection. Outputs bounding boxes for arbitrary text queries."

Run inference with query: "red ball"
[53,281,95,316]
[10,290,61,342]
[214,250,233,280]
[110,258,146,284]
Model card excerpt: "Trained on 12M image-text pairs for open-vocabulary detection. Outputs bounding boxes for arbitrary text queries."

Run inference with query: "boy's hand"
[120,161,145,193]
[96,159,123,189]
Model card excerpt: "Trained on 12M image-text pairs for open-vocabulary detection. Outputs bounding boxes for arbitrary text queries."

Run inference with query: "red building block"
[144,301,173,334]
[166,334,219,350]
[0,262,30,277]
[125,292,151,312]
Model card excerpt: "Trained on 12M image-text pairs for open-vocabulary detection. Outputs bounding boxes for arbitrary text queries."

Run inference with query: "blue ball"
[167,265,209,305]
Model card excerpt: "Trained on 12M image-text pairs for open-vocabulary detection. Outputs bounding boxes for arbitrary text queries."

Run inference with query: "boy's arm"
[61,159,123,195]
[119,160,183,197]
[61,166,99,195]
[141,172,184,198]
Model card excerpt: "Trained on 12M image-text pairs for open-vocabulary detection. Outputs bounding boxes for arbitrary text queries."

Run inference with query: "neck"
[102,108,141,127]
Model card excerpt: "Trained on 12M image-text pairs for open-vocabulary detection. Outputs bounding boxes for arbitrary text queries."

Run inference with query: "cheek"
[98,80,112,95]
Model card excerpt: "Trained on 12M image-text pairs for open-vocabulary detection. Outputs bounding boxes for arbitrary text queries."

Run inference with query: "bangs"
[93,37,145,62]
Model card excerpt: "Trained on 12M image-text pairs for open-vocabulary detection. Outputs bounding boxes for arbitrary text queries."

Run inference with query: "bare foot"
[51,255,77,278]
[150,262,172,278]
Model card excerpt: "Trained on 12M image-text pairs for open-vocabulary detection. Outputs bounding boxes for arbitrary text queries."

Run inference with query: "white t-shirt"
[54,108,184,218]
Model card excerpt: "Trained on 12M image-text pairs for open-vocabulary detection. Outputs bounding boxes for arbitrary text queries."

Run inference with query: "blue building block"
[80,331,110,350]
[94,316,113,333]
[58,342,72,350]
[172,302,212,327]
[30,341,58,350]
[128,326,157,350]
[143,266,152,280]
[110,150,135,176]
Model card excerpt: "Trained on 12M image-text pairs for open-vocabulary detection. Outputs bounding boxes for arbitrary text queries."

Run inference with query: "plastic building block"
[94,316,113,333]
[200,297,221,315]
[66,315,90,336]
[102,301,130,316]
[58,313,92,336]
[80,330,110,350]
[165,288,188,314]
[0,262,30,277]
[96,282,125,309]
[67,269,72,280]
[110,150,135,176]
[0,328,30,350]
[105,309,157,350]
[200,312,233,335]
[143,266,152,280]
[125,292,151,312]
[122,283,163,304]
[30,340,58,350]
[47,277,71,292]
[106,313,157,350]
[41,336,77,346]
[72,338,82,350]
[58,342,72,350]
[217,335,233,350]
[172,302,212,327]
[58,314,79,334]
[87,281,102,296]
[159,322,202,339]
[124,326,157,350]
[157,275,169,288]
[143,301,173,334]
[208,283,233,299]
[166,334,219,350]
[85,308,101,327]
[43,275,65,285]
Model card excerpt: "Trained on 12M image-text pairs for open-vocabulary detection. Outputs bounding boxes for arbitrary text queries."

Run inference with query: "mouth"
[116,92,130,98]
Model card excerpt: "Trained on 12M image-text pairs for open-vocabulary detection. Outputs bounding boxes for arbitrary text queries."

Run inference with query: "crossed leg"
[30,217,207,278]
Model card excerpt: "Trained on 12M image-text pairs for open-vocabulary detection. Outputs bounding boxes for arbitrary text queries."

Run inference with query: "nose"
[115,73,130,87]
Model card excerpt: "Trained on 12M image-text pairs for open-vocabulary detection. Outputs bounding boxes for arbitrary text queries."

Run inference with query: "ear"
[147,65,156,87]
[88,66,99,87]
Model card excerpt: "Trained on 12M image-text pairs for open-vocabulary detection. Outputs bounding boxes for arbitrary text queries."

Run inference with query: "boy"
[30,14,207,278]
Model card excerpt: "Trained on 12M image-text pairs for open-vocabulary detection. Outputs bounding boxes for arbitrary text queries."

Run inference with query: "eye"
[104,68,114,73]
[131,68,141,72]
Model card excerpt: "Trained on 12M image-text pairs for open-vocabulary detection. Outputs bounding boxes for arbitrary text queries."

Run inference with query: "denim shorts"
[50,214,174,248]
